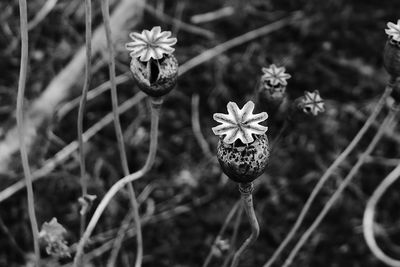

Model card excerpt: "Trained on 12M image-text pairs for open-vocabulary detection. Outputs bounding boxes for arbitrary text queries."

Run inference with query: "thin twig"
[0,0,144,173]
[28,0,58,30]
[202,200,240,267]
[263,86,393,267]
[282,107,398,267]
[78,0,92,237]
[222,204,243,267]
[73,99,161,266]
[107,185,154,267]
[57,73,130,118]
[100,1,143,266]
[179,11,303,75]
[17,0,40,265]
[144,3,215,39]
[191,6,235,24]
[191,94,212,158]
[363,162,400,266]
[0,93,146,203]
[0,213,25,258]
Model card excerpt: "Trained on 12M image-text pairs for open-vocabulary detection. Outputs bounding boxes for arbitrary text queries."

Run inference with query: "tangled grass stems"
[282,106,398,267]
[73,98,161,267]
[230,183,260,267]
[17,0,40,265]
[202,200,240,267]
[77,0,92,237]
[100,0,143,266]
[221,205,244,267]
[263,85,393,267]
[363,161,400,266]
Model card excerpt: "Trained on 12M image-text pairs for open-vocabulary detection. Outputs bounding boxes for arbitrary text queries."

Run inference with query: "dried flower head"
[212,101,268,144]
[298,90,325,116]
[126,26,177,62]
[39,218,70,258]
[261,64,291,86]
[385,20,400,42]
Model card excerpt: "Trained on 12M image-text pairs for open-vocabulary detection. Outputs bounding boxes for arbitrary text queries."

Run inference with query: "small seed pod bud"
[126,26,178,97]
[258,64,291,114]
[212,101,270,183]
[294,90,325,117]
[383,20,400,78]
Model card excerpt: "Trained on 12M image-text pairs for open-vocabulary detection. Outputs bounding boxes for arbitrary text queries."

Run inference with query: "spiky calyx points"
[212,101,268,145]
[126,26,177,62]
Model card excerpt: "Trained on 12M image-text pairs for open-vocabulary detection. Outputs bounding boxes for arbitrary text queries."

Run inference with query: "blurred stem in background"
[73,99,160,266]
[263,85,393,267]
[100,0,143,266]
[283,102,399,267]
[77,0,92,237]
[363,155,400,267]
[17,0,40,265]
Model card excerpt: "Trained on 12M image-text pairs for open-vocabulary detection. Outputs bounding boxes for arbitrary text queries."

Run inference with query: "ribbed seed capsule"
[130,54,178,97]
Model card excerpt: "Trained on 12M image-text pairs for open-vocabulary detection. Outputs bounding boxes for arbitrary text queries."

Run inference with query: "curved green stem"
[78,0,92,237]
[230,183,259,267]
[263,86,392,267]
[73,98,161,267]
[363,162,400,266]
[282,107,398,267]
[17,0,40,265]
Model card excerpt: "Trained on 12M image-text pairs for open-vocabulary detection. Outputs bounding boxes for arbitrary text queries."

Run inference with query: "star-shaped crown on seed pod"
[261,64,291,86]
[125,26,177,62]
[300,90,325,116]
[385,20,400,42]
[212,101,268,144]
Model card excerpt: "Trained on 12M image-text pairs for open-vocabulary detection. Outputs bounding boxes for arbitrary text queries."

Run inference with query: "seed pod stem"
[230,183,260,267]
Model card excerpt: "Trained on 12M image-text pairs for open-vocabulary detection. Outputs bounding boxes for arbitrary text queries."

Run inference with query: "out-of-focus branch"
[0,0,145,173]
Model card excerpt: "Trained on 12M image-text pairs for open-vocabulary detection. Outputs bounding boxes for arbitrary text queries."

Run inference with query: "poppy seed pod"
[126,26,178,97]
[258,64,291,113]
[130,54,178,97]
[384,20,400,78]
[212,101,270,183]
[216,135,270,183]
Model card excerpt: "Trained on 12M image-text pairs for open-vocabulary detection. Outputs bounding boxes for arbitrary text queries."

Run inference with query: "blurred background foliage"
[1,0,400,266]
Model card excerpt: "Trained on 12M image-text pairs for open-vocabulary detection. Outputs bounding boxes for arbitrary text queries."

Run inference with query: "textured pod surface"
[217,134,270,183]
[383,40,400,78]
[130,54,178,97]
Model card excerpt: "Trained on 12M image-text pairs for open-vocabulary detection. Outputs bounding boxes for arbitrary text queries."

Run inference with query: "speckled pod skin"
[383,38,400,78]
[216,134,270,183]
[130,54,178,97]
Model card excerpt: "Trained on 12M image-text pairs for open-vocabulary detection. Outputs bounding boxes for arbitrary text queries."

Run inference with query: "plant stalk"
[230,182,259,267]
[17,0,40,265]
[78,0,92,237]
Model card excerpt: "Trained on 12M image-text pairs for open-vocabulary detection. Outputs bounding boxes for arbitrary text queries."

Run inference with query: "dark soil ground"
[1,0,400,266]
